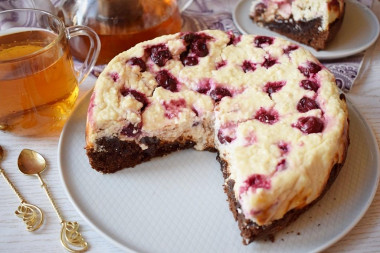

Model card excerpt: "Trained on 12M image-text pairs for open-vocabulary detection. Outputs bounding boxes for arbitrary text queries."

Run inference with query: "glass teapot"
[57,0,182,65]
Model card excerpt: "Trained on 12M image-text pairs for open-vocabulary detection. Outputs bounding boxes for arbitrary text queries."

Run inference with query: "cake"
[85,30,349,244]
[249,0,346,50]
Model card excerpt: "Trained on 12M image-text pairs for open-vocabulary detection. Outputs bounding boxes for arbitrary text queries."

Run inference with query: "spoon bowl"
[18,149,46,175]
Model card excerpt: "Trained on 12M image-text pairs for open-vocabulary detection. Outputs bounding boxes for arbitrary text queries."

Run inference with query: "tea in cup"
[0,8,100,136]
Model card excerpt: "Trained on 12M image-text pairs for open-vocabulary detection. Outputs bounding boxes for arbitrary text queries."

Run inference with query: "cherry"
[180,51,198,66]
[242,60,256,73]
[216,60,226,69]
[255,108,279,124]
[227,32,241,46]
[254,36,274,48]
[300,79,319,92]
[155,70,178,92]
[278,142,289,155]
[276,159,287,172]
[264,81,285,96]
[298,62,322,77]
[293,116,324,134]
[120,88,149,110]
[196,80,211,94]
[109,72,119,82]
[217,129,235,144]
[240,174,271,194]
[297,97,319,113]
[121,122,142,137]
[127,57,146,72]
[163,99,186,119]
[283,45,299,55]
[210,87,232,102]
[262,56,277,69]
[146,44,172,67]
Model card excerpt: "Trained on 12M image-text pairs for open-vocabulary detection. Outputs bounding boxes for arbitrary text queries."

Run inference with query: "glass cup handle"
[66,26,101,84]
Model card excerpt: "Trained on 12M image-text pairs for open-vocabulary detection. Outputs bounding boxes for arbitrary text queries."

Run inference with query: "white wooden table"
[1,3,380,253]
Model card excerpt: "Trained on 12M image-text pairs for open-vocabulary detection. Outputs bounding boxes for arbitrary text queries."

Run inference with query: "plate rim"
[232,0,380,60]
[58,92,380,253]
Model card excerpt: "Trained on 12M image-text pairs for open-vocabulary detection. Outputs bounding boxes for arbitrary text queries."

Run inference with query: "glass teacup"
[0,8,100,136]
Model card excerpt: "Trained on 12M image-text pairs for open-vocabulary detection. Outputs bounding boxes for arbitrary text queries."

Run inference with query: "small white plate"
[233,0,380,60]
[58,91,379,253]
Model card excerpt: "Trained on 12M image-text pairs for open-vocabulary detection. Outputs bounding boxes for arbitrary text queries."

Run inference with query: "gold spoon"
[0,145,44,231]
[18,149,88,252]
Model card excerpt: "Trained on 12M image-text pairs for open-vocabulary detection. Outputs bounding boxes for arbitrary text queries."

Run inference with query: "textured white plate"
[58,92,379,253]
[233,0,380,60]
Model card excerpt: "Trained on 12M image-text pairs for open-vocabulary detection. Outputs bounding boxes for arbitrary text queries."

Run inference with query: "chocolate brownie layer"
[253,14,344,50]
[249,0,345,50]
[86,137,196,173]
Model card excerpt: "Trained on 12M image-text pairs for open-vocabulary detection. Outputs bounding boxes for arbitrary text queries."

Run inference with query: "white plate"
[58,92,379,253]
[233,0,380,60]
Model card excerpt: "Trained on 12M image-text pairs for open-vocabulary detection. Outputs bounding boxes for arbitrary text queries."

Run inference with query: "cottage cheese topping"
[86,30,348,226]
[250,0,345,30]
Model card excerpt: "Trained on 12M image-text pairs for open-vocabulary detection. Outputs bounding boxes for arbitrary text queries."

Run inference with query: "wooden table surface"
[1,2,380,252]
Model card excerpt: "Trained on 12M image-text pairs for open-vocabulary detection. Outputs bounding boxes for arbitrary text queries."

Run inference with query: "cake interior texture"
[85,30,349,243]
[249,0,346,50]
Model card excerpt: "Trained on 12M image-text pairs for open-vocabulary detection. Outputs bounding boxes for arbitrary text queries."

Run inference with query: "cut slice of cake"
[85,30,349,244]
[249,0,346,50]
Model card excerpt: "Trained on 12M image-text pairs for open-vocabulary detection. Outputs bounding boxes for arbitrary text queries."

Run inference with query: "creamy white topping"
[86,30,348,226]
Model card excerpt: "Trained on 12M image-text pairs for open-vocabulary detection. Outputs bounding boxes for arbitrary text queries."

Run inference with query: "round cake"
[85,30,349,243]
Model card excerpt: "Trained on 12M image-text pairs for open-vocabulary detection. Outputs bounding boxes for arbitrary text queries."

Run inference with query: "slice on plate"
[249,0,346,50]
[85,30,349,244]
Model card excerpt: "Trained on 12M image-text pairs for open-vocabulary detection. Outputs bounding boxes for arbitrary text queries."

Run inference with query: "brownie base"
[86,137,196,173]
[87,136,217,173]
[250,5,345,50]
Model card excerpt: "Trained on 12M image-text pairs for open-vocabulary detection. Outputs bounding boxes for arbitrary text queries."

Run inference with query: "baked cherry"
[255,3,267,16]
[196,80,211,94]
[262,56,277,69]
[254,36,274,48]
[300,79,320,92]
[298,62,322,77]
[127,57,146,72]
[240,174,271,194]
[155,70,179,92]
[216,60,226,69]
[227,32,241,46]
[217,129,235,144]
[163,99,186,119]
[191,39,208,57]
[255,108,279,124]
[283,45,299,55]
[180,51,198,66]
[121,122,142,137]
[120,88,149,110]
[278,142,289,155]
[146,44,172,67]
[293,116,324,134]
[210,87,232,102]
[276,159,287,172]
[109,72,119,82]
[297,97,319,113]
[242,60,256,73]
[264,81,285,97]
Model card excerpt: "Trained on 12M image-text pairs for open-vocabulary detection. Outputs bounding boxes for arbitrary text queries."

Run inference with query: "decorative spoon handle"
[0,168,44,231]
[37,174,88,252]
